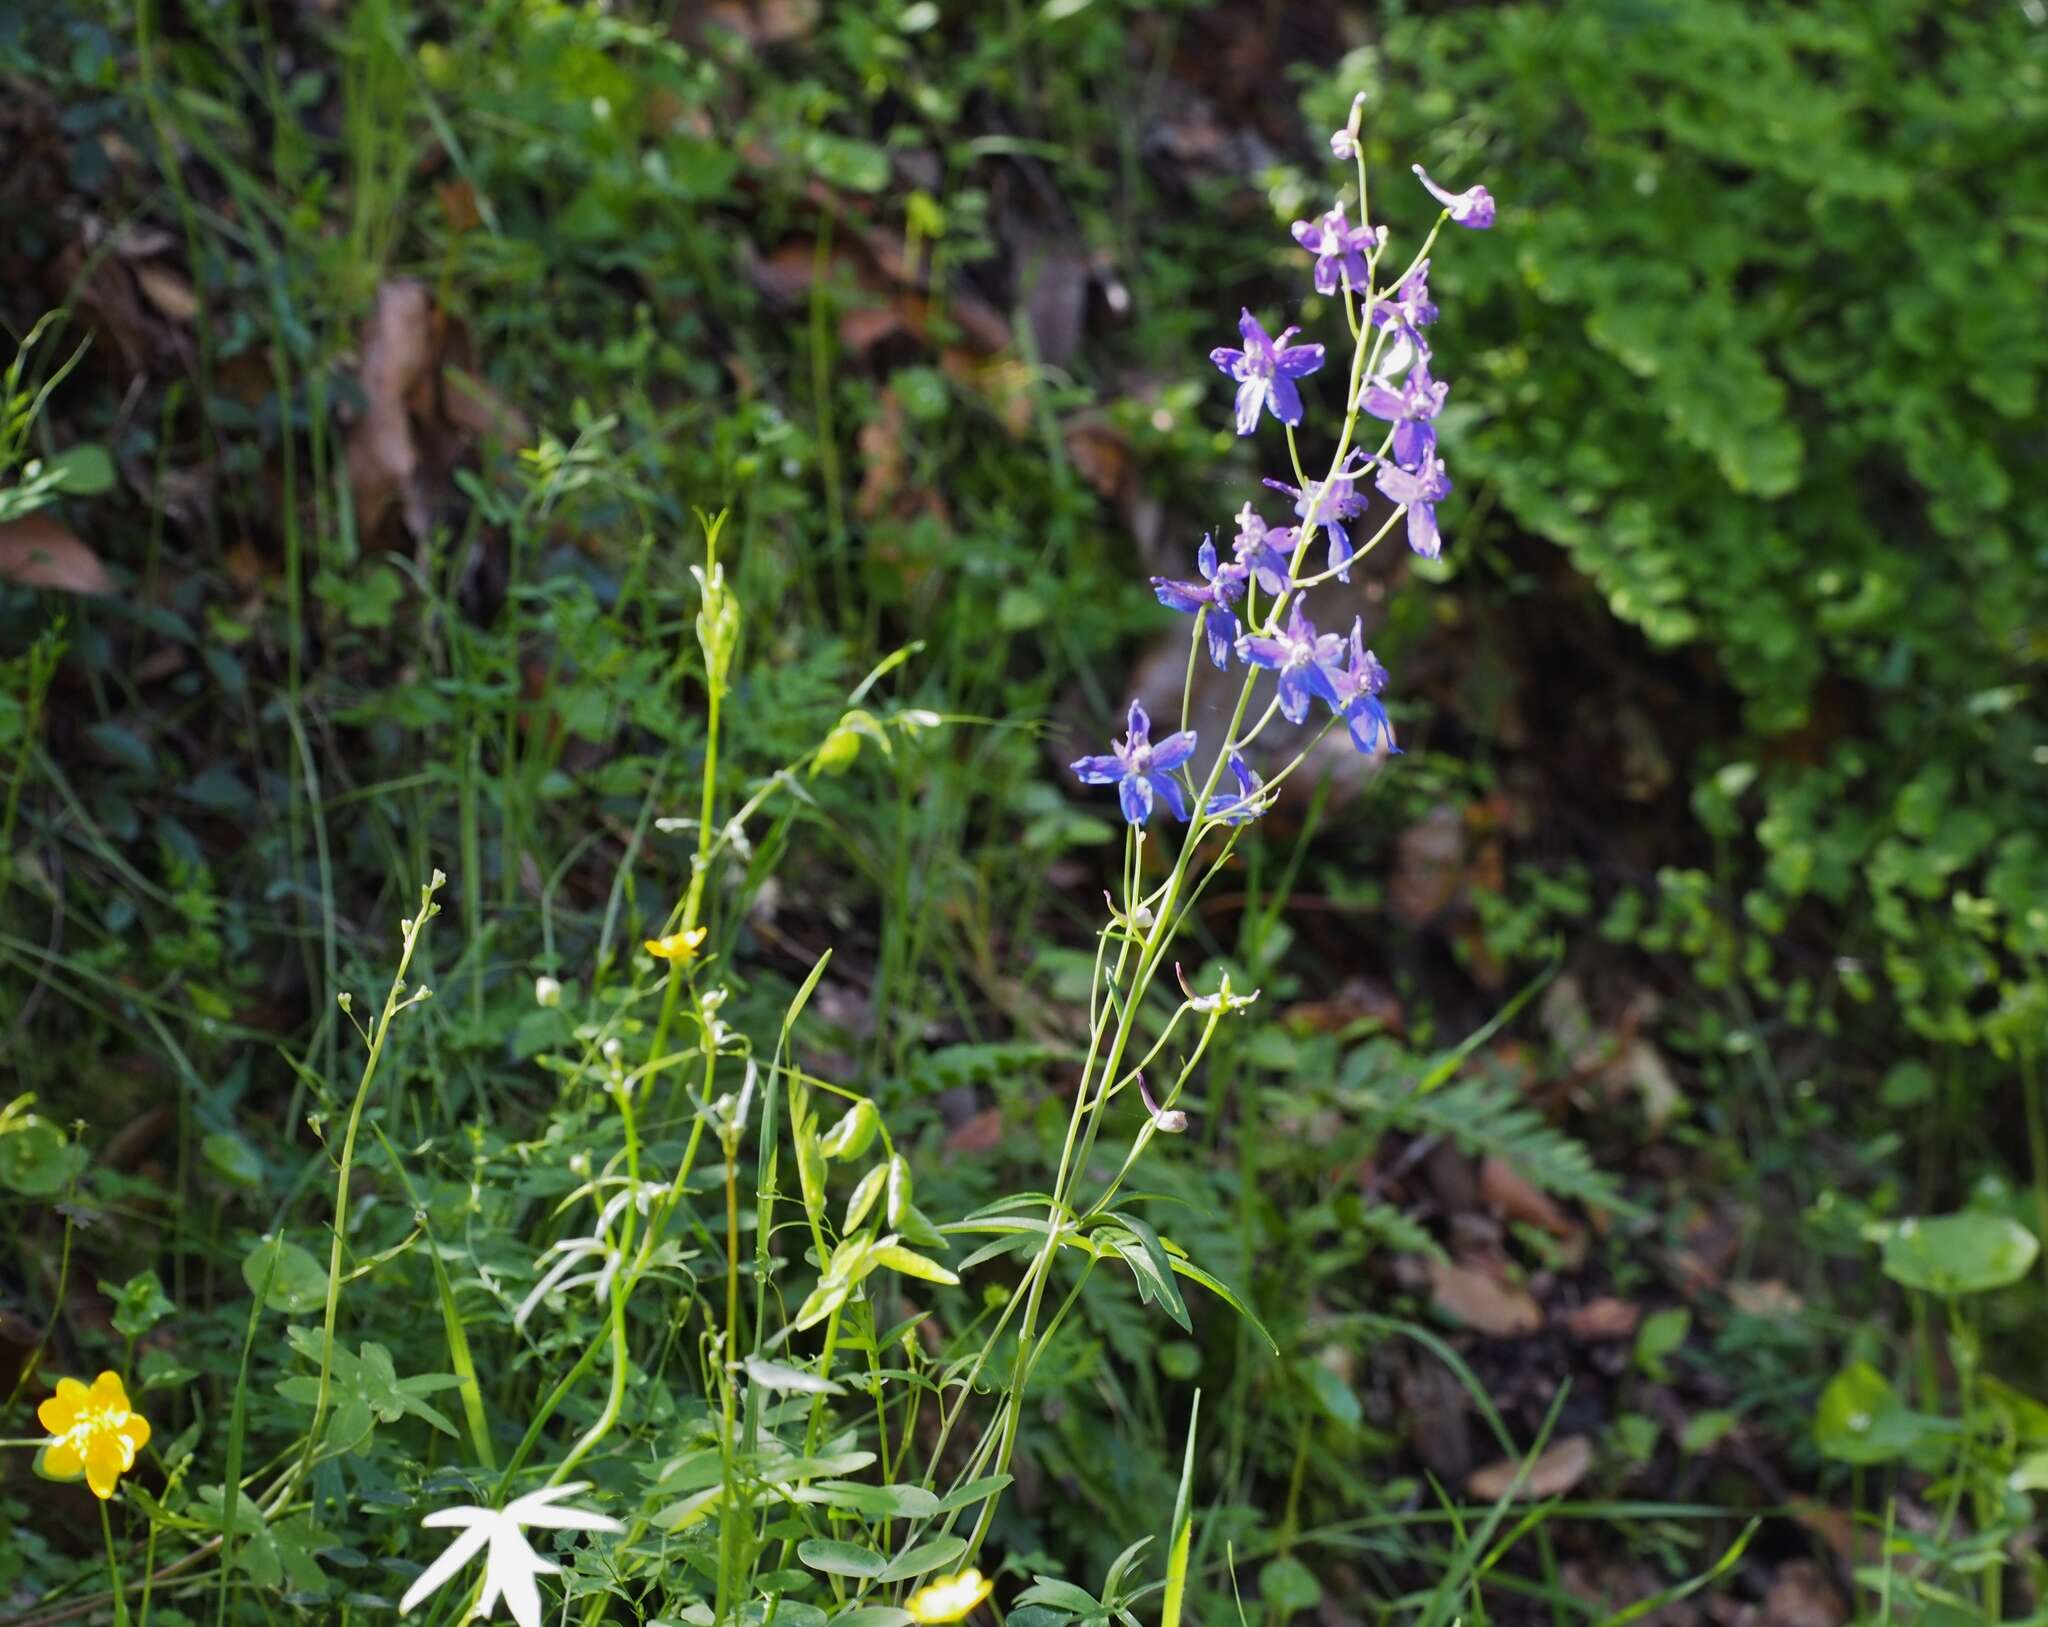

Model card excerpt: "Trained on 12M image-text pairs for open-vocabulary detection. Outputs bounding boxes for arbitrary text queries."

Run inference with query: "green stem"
[99,1502,129,1627]
[277,872,443,1511]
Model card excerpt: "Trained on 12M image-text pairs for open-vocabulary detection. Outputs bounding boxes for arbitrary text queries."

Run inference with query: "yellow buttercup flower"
[905,1569,995,1625]
[644,927,708,963]
[38,1370,151,1499]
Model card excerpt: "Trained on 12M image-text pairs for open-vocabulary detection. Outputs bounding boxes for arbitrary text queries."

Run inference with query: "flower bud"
[535,976,563,1008]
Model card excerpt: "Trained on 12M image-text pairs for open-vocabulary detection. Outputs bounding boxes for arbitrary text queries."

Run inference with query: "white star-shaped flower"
[399,1483,622,1627]
[513,1183,667,1330]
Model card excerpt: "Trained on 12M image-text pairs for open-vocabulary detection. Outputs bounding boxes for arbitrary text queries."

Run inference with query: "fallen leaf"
[134,263,201,324]
[0,515,115,594]
[1760,1560,1844,1627]
[705,0,818,45]
[1062,420,1131,502]
[1609,1036,1683,1129]
[1480,1156,1581,1241]
[436,179,483,234]
[1467,1434,1592,1502]
[856,389,908,520]
[839,303,910,354]
[1017,234,1091,368]
[945,1108,1004,1156]
[1427,1258,1542,1337]
[1561,1297,1641,1342]
[346,280,435,541]
[939,347,1034,438]
[1390,804,1467,926]
[1728,1279,1805,1318]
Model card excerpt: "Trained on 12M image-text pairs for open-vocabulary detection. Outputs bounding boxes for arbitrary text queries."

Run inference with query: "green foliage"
[1343,1050,1631,1216]
[1315,0,2048,1057]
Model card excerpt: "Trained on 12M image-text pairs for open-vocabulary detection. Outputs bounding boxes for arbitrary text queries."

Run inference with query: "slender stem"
[279,874,442,1511]
[98,1503,129,1627]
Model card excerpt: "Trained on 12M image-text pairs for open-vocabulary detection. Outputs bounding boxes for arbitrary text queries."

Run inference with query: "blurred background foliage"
[3,0,2046,1620]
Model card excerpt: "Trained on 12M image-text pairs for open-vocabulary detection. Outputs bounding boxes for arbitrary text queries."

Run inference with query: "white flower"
[513,1182,667,1329]
[1175,962,1261,1016]
[399,1483,622,1627]
[534,976,563,1008]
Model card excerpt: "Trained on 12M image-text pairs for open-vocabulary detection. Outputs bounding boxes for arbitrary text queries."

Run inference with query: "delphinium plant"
[3,96,1491,1627]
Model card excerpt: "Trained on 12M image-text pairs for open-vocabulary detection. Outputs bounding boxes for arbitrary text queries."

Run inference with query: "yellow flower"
[644,927,708,963]
[905,1569,995,1625]
[38,1370,151,1500]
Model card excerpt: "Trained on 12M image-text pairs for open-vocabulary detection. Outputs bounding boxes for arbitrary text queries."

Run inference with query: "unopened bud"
[535,976,563,1008]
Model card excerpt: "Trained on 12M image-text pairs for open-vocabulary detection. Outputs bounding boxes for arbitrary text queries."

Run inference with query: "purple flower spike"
[1290,205,1382,297]
[1152,535,1247,670]
[1072,699,1198,827]
[1229,503,1295,595]
[1235,600,1348,724]
[1204,752,1269,826]
[1264,453,1370,581]
[1335,618,1399,756]
[1372,260,1439,341]
[1413,165,1496,229]
[1373,454,1453,559]
[1359,360,1449,470]
[1209,309,1325,434]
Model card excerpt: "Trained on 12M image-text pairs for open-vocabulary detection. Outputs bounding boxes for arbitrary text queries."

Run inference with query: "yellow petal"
[119,1411,153,1454]
[906,1570,994,1625]
[84,1433,130,1499]
[38,1379,85,1435]
[43,1437,85,1479]
[89,1370,129,1409]
[644,927,708,962]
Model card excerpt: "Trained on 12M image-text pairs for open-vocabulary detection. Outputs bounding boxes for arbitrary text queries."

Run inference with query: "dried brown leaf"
[1760,1560,1844,1627]
[346,280,435,541]
[1562,1297,1642,1342]
[0,515,115,595]
[1467,1434,1592,1502]
[1390,804,1466,926]
[134,264,201,324]
[1479,1156,1581,1241]
[1426,1258,1542,1337]
[1728,1279,1805,1318]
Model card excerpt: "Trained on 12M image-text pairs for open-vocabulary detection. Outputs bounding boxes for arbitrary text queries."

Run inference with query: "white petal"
[422,1506,493,1528]
[503,1482,590,1516]
[499,1558,544,1627]
[475,1563,503,1621]
[400,1522,492,1615]
[515,1252,589,1328]
[521,1502,622,1534]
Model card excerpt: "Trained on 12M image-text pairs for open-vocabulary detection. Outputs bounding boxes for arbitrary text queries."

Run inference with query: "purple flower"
[1359,360,1449,470]
[1290,205,1382,297]
[1371,260,1439,340]
[1209,309,1325,435]
[1413,165,1496,230]
[1152,535,1246,670]
[1236,600,1347,724]
[1203,752,1268,826]
[1229,503,1294,595]
[1334,619,1398,755]
[1263,454,1369,581]
[1373,453,1453,560]
[1072,699,1198,827]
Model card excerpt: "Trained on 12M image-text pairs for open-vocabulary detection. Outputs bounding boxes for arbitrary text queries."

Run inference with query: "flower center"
[60,1402,129,1451]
